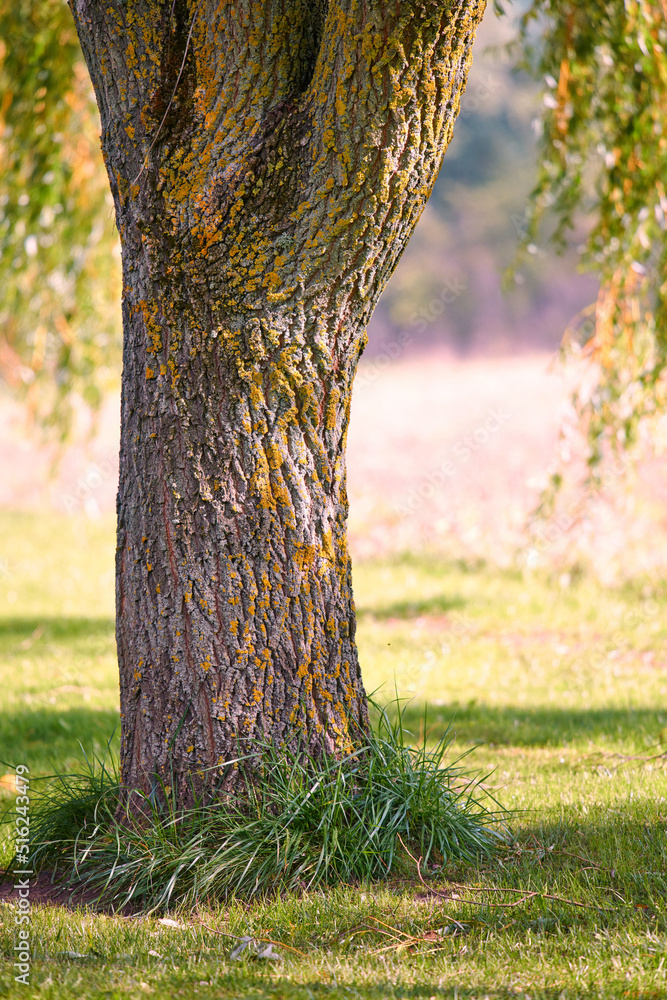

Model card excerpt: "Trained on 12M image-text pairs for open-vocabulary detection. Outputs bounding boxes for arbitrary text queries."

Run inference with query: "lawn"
[1,510,666,999]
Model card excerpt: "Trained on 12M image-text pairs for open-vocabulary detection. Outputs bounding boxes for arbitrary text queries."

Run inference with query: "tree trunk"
[70,0,487,802]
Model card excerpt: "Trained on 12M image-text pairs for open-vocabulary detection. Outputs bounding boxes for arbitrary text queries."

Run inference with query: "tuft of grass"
[25,704,505,912]
[24,738,120,876]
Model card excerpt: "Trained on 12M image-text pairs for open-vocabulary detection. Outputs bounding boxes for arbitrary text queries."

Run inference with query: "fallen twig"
[397,834,617,913]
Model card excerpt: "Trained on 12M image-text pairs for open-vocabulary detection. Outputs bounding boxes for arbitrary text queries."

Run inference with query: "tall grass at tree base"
[21,703,506,912]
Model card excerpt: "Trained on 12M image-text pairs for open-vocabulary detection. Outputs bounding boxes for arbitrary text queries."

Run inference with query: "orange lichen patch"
[145,367,155,379]
[319,530,335,567]
[137,299,163,356]
[292,541,317,575]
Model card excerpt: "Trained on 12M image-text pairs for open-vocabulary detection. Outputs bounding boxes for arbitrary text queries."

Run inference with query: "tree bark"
[69,0,487,802]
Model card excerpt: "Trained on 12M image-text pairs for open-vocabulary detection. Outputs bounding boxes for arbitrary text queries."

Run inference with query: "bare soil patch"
[0,871,137,914]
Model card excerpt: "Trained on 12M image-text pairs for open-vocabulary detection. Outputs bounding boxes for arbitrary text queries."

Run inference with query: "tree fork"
[69,0,487,802]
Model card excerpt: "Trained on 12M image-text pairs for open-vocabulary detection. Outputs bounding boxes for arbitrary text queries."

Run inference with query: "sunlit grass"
[1,510,666,999]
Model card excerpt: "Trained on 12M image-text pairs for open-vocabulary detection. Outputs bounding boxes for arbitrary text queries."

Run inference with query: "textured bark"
[70,0,487,802]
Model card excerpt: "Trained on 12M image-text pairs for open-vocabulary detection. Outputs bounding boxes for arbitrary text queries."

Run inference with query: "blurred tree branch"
[507,0,667,503]
[0,0,121,439]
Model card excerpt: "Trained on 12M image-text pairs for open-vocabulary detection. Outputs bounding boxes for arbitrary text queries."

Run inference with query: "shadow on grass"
[471,809,667,929]
[0,616,114,643]
[515,809,667,876]
[0,707,120,775]
[356,593,467,620]
[384,701,665,748]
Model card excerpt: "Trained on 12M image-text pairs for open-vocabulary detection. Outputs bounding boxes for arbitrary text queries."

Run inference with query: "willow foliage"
[0,0,121,436]
[510,0,667,482]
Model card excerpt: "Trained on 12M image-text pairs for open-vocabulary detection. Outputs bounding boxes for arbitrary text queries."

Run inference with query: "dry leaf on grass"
[230,936,282,962]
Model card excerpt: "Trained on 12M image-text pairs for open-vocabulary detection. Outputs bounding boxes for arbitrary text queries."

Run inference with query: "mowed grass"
[1,509,667,999]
